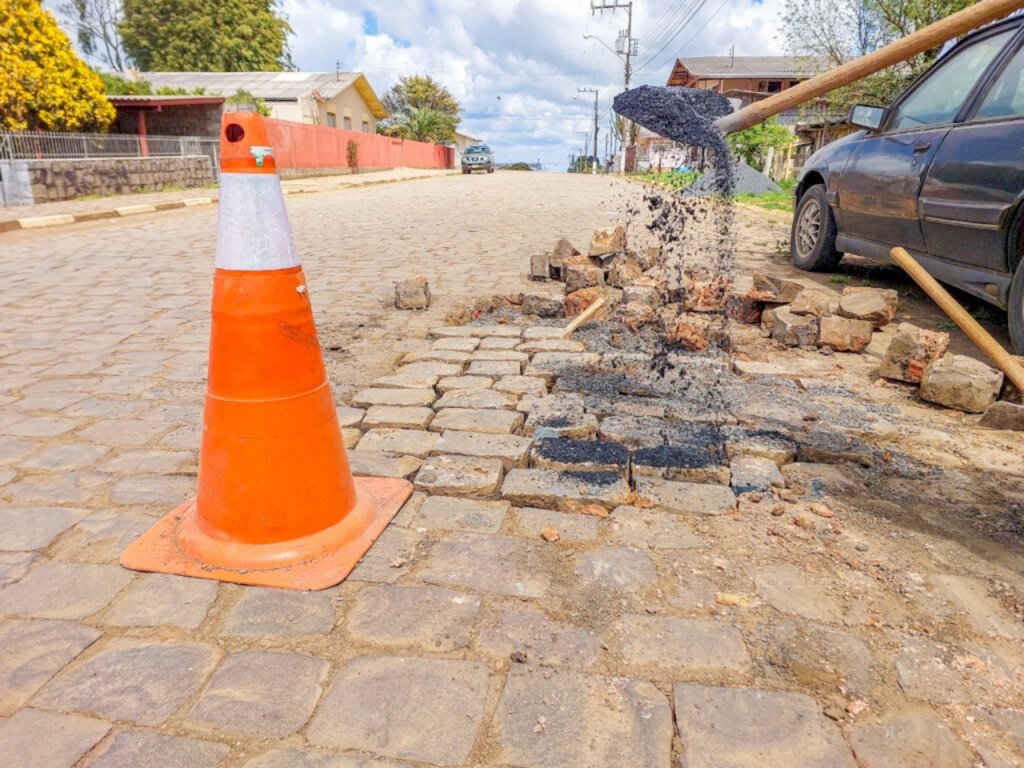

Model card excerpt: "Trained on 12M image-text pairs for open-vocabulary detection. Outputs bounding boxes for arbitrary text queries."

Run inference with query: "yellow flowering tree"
[0,0,115,131]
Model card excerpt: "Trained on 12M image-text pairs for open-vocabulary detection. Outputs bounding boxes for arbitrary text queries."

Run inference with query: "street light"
[582,33,625,62]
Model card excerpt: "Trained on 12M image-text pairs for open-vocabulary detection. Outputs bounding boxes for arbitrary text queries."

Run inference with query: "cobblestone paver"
[1,173,1023,767]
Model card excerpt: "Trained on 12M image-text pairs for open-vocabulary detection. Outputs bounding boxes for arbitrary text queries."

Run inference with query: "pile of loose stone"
[738,272,1017,419]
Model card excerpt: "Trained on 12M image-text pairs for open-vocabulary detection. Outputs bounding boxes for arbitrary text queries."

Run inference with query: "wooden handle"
[890,247,1024,392]
[562,297,606,338]
[715,0,1024,134]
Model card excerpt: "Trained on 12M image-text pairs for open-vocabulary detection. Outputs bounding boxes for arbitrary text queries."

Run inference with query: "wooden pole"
[562,297,607,338]
[890,247,1024,392]
[714,0,1024,135]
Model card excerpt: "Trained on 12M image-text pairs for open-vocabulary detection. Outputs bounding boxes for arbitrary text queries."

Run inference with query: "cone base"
[120,476,413,590]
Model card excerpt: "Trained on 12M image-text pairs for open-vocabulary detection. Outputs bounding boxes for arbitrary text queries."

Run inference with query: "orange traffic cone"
[121,112,412,590]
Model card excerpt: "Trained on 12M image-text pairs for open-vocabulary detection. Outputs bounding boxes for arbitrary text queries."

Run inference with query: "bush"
[347,140,359,171]
[504,162,532,171]
[726,117,793,170]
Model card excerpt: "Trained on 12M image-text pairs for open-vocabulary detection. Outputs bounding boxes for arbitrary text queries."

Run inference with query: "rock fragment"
[878,323,949,383]
[978,401,1024,431]
[394,275,430,310]
[838,287,898,328]
[771,307,818,348]
[589,225,626,257]
[919,354,1003,413]
[818,316,873,352]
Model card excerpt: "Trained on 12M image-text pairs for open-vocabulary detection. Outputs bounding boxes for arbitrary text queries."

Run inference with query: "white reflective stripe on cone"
[215,173,301,271]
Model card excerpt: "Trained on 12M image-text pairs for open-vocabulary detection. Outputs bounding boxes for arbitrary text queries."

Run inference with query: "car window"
[888,30,1014,131]
[975,40,1024,119]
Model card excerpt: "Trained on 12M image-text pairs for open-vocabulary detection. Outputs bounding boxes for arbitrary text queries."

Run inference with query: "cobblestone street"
[1,172,1023,768]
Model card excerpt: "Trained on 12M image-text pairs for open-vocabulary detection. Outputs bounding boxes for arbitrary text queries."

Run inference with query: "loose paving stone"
[434,388,517,410]
[3,416,78,438]
[402,349,472,365]
[472,349,529,362]
[436,375,493,393]
[243,748,406,767]
[110,475,195,505]
[76,419,170,446]
[420,533,552,597]
[608,507,703,549]
[347,451,422,479]
[0,709,110,768]
[104,574,218,628]
[430,408,523,434]
[219,586,336,636]
[730,455,785,494]
[479,336,521,349]
[524,325,566,339]
[850,708,971,768]
[392,362,463,379]
[351,388,437,408]
[517,339,587,353]
[20,443,111,471]
[414,455,504,497]
[350,527,425,584]
[0,551,39,587]
[633,477,736,515]
[413,495,510,532]
[492,666,673,768]
[620,615,750,674]
[530,352,601,370]
[467,359,522,376]
[99,448,194,474]
[186,650,328,739]
[342,428,361,448]
[432,324,520,338]
[372,371,440,389]
[502,468,629,509]
[493,374,548,397]
[0,561,132,619]
[336,406,364,427]
[525,411,600,439]
[515,507,601,542]
[631,446,730,485]
[345,584,481,651]
[357,428,439,458]
[674,684,857,768]
[0,507,90,550]
[86,730,230,768]
[530,437,628,473]
[0,619,101,716]
[755,564,843,623]
[433,430,532,468]
[598,415,666,448]
[765,621,875,698]
[361,406,434,430]
[432,337,479,352]
[930,574,1024,639]
[574,545,658,590]
[475,602,602,665]
[307,656,489,766]
[46,510,151,564]
[725,428,798,466]
[36,639,217,726]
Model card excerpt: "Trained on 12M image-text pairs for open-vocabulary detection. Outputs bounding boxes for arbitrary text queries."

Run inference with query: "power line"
[635,0,711,72]
[636,0,731,75]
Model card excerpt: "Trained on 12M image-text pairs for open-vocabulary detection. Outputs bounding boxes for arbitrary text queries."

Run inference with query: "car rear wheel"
[1010,257,1024,355]
[791,184,843,272]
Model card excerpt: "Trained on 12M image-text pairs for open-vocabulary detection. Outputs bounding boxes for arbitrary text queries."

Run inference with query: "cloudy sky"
[50,0,786,169]
[280,0,785,168]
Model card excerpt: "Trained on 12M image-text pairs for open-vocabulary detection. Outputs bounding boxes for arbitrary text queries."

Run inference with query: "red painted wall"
[264,119,454,170]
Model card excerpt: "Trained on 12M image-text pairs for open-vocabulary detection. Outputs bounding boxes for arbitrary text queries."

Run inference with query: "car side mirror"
[848,104,886,132]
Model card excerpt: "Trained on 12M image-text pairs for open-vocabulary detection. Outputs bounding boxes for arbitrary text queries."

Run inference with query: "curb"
[1,197,217,233]
[1,171,460,234]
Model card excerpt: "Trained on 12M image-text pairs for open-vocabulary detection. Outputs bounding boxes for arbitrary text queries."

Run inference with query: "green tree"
[380,75,460,143]
[119,0,293,71]
[726,117,794,169]
[0,0,115,131]
[400,107,449,143]
[782,0,973,108]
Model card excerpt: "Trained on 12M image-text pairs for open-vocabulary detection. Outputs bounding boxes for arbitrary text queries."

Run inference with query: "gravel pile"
[684,160,782,197]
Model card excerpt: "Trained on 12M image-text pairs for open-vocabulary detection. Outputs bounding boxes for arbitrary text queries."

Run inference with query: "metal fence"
[0,131,219,169]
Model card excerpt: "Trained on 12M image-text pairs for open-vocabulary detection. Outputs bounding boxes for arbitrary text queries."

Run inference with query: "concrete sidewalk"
[0,167,457,231]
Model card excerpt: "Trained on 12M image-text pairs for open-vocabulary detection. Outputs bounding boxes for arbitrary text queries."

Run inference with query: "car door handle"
[912,142,932,153]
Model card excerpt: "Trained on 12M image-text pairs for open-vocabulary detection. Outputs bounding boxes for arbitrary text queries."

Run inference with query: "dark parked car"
[791,16,1024,351]
[462,144,494,174]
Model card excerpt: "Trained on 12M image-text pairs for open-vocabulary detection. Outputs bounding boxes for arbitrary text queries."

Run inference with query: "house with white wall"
[142,71,388,131]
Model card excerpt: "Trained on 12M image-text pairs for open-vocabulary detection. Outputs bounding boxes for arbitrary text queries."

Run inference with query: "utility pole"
[578,87,599,174]
[592,0,637,173]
